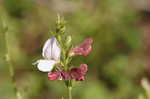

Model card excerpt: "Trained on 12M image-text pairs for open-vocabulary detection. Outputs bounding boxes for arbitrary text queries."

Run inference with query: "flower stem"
[3,26,22,99]
[6,54,22,99]
[68,86,72,99]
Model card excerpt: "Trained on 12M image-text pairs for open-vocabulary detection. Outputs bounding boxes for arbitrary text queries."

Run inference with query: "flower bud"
[65,36,72,46]
[48,72,61,81]
[56,14,61,25]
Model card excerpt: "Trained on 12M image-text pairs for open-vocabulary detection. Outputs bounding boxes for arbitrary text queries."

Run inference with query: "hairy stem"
[4,28,22,99]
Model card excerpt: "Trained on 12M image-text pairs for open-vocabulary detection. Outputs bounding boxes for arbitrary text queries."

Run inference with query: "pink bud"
[48,72,61,81]
[70,38,93,56]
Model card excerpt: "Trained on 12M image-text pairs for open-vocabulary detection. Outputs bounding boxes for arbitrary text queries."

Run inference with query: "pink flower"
[60,69,71,80]
[70,38,93,56]
[79,64,88,73]
[70,64,88,81]
[48,64,88,81]
[48,72,61,81]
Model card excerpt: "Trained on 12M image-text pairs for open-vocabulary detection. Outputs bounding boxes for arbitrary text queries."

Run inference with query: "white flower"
[35,37,61,72]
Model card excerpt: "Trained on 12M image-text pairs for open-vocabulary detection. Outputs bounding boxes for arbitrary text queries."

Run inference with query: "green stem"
[6,54,22,99]
[68,86,72,99]
[4,30,22,99]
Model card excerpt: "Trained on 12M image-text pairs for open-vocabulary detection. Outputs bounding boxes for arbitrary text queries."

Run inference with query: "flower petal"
[79,64,88,74]
[48,72,61,81]
[70,64,88,81]
[42,38,53,59]
[69,38,93,56]
[51,38,61,60]
[37,60,56,72]
[42,37,61,60]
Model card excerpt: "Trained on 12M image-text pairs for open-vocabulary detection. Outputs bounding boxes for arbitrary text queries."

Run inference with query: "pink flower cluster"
[48,38,93,81]
[48,64,88,81]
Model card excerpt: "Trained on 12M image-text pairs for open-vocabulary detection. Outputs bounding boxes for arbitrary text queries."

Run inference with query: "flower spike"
[34,16,93,99]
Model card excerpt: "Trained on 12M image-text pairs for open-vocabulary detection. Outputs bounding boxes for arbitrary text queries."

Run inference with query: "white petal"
[42,38,53,59]
[37,60,56,72]
[42,37,61,60]
[51,38,61,60]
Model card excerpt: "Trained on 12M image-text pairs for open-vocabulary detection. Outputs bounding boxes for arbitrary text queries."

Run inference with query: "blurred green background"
[0,0,146,99]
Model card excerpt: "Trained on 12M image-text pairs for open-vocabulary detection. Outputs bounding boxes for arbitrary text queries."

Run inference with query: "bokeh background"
[0,0,148,99]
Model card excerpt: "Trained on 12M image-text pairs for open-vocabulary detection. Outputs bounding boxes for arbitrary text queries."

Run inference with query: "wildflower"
[48,69,70,81]
[48,72,61,81]
[48,64,88,81]
[34,15,93,99]
[59,64,88,81]
[70,64,88,81]
[35,37,61,72]
[70,38,93,56]
[60,69,71,80]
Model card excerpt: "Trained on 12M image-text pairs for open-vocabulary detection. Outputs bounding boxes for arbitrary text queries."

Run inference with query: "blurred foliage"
[0,0,143,99]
